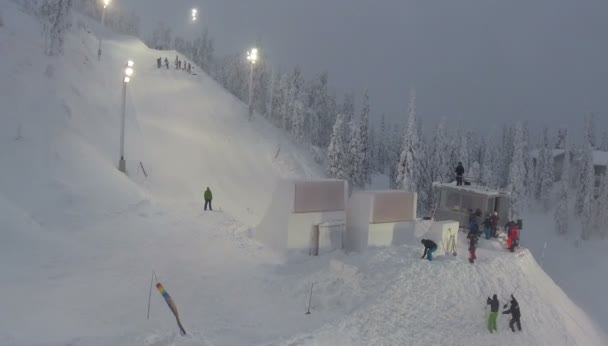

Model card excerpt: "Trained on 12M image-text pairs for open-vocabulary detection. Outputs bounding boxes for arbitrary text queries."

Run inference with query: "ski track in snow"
[0,2,605,345]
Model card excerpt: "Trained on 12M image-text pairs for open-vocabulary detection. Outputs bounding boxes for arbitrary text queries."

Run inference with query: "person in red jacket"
[508,224,520,252]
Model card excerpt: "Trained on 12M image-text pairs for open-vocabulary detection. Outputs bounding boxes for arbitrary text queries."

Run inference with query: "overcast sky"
[121,0,608,140]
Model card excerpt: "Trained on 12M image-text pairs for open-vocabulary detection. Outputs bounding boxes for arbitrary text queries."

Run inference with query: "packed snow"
[0,2,606,345]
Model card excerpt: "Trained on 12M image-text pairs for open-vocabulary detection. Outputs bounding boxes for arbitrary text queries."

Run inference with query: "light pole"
[119,60,134,174]
[191,8,198,22]
[246,48,258,120]
[98,0,110,61]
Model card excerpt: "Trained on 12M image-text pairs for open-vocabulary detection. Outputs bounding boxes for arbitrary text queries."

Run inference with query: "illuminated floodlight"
[123,76,131,83]
[103,0,110,9]
[192,8,198,21]
[127,60,134,67]
[247,48,258,64]
[125,67,134,77]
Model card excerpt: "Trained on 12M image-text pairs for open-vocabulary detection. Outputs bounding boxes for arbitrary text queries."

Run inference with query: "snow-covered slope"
[0,2,605,345]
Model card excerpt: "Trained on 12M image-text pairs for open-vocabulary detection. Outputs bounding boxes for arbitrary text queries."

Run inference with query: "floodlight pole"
[98,2,109,61]
[248,61,254,120]
[119,61,134,173]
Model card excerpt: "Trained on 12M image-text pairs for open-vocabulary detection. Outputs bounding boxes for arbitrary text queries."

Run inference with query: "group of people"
[466,209,521,263]
[156,55,194,74]
[487,294,522,333]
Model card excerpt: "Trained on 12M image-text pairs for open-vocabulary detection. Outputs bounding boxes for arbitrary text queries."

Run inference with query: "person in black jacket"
[503,295,522,332]
[455,162,465,186]
[469,233,479,264]
[420,239,438,261]
[487,294,500,333]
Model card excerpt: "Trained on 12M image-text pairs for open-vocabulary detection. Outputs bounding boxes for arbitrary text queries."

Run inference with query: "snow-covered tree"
[593,174,608,238]
[396,91,418,192]
[376,114,388,173]
[555,137,570,235]
[479,142,495,187]
[348,121,364,189]
[538,128,554,212]
[577,139,595,239]
[456,129,469,172]
[148,21,172,50]
[430,117,451,183]
[468,161,481,183]
[387,124,402,189]
[508,122,527,220]
[585,113,596,149]
[291,99,306,143]
[500,126,514,188]
[600,131,608,151]
[40,0,72,56]
[358,89,371,185]
[327,114,349,180]
[555,128,567,150]
[341,92,355,124]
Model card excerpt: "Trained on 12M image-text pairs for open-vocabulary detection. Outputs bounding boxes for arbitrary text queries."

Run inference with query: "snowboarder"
[503,295,522,332]
[164,57,169,69]
[483,216,492,240]
[420,239,438,261]
[157,57,162,68]
[204,187,213,211]
[508,224,520,252]
[490,211,500,238]
[469,233,478,264]
[487,294,500,333]
[455,162,465,186]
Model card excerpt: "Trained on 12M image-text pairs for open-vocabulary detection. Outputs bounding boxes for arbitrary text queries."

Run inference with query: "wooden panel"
[293,180,346,213]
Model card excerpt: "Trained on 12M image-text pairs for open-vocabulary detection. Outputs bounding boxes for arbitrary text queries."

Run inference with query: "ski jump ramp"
[256,179,348,254]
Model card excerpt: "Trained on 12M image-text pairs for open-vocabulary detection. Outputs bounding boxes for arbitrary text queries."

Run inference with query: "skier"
[455,162,465,186]
[469,233,478,264]
[175,55,179,69]
[157,57,162,68]
[164,58,169,69]
[483,216,492,240]
[487,294,500,333]
[503,295,522,332]
[204,187,213,211]
[420,239,438,261]
[508,224,520,252]
[490,211,500,238]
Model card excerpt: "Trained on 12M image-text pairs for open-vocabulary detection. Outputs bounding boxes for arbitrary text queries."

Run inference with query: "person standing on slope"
[508,224,520,252]
[487,294,500,333]
[490,211,500,238]
[420,239,438,261]
[164,57,169,69]
[204,187,213,211]
[483,216,493,240]
[455,162,465,186]
[503,295,522,332]
[469,233,478,264]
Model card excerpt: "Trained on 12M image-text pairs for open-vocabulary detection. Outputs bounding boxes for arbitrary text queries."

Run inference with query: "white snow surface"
[0,3,605,345]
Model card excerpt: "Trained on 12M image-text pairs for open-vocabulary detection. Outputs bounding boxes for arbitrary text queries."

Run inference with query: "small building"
[346,191,418,250]
[433,182,510,226]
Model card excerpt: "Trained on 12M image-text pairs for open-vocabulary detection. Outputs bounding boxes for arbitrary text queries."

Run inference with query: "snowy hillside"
[0,2,605,345]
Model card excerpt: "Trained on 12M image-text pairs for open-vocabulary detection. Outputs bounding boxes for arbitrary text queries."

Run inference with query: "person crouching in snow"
[469,233,478,264]
[487,294,500,333]
[503,295,522,332]
[204,187,213,211]
[420,239,438,261]
[508,224,520,252]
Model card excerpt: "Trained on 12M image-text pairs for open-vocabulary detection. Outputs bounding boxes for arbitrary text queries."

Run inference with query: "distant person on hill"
[503,295,522,332]
[187,63,191,74]
[455,162,465,186]
[175,55,179,69]
[164,57,169,69]
[204,187,213,211]
[486,294,500,333]
[469,233,478,264]
[157,57,162,68]
[420,239,438,261]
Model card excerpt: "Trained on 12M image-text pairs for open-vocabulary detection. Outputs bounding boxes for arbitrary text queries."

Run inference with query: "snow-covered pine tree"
[291,99,306,143]
[508,122,527,220]
[359,89,371,185]
[430,117,450,183]
[555,137,570,234]
[555,128,567,150]
[341,92,355,124]
[577,139,595,239]
[327,114,348,180]
[594,174,608,238]
[539,128,554,212]
[468,162,481,184]
[456,128,469,172]
[348,121,364,189]
[376,114,388,173]
[396,91,418,192]
[388,124,401,189]
[479,141,494,187]
[585,113,596,149]
[40,0,72,56]
[600,131,608,151]
[500,126,514,189]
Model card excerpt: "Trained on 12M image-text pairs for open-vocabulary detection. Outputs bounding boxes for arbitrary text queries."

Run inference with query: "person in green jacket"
[204,187,213,211]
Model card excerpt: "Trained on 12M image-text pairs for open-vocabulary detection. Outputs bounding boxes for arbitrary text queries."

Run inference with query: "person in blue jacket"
[420,239,438,261]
